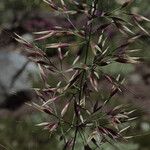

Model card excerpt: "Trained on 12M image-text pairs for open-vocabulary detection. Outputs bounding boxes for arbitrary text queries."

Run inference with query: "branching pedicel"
[16,0,150,149]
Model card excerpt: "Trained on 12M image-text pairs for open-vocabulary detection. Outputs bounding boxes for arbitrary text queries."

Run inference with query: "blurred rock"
[0,50,38,110]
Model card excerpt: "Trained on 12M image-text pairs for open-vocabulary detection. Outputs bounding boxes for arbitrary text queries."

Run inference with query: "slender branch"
[71,121,78,150]
[71,1,99,149]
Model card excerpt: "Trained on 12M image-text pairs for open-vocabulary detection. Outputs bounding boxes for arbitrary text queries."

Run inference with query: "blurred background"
[0,0,150,149]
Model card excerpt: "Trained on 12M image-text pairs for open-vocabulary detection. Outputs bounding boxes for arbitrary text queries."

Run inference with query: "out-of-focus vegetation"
[0,0,41,25]
[0,114,58,150]
[0,0,150,150]
[0,118,139,150]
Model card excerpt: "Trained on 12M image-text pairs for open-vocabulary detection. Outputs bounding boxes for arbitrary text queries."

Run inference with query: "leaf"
[60,0,66,7]
[15,33,30,44]
[133,18,150,36]
[43,107,53,115]
[109,87,118,99]
[35,31,55,41]
[127,49,141,53]
[64,70,81,90]
[112,105,123,112]
[116,55,140,64]
[42,96,59,106]
[26,51,44,57]
[36,122,49,126]
[45,123,58,132]
[46,43,70,49]
[116,114,129,119]
[132,13,150,22]
[72,56,80,65]
[98,127,120,139]
[113,21,134,35]
[38,64,48,86]
[31,102,45,112]
[111,17,129,24]
[122,25,134,34]
[61,102,70,117]
[94,44,102,53]
[119,126,130,133]
[89,74,98,92]
[127,35,141,43]
[34,30,53,34]
[74,102,84,123]
[62,10,77,15]
[43,0,58,10]
[58,48,63,60]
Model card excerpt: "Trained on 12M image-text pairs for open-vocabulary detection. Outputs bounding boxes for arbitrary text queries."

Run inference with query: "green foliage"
[0,0,42,25]
[0,114,58,150]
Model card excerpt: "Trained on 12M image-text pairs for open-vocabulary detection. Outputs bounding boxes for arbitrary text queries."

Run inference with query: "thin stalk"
[71,1,99,149]
[71,120,79,150]
[71,19,93,150]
